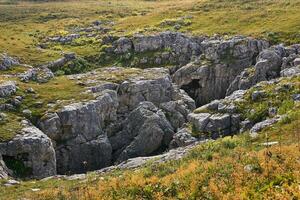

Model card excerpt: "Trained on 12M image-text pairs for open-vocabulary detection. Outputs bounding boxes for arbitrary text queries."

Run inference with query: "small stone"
[244,164,254,172]
[251,90,266,101]
[293,58,300,66]
[22,109,32,117]
[31,188,41,192]
[268,107,277,117]
[261,141,279,146]
[6,179,20,185]
[292,94,300,102]
[26,88,35,94]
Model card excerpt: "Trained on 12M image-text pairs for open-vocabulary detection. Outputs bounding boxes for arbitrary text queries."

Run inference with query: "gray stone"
[169,128,197,149]
[251,90,266,101]
[280,66,300,77]
[0,126,56,179]
[292,94,300,102]
[19,67,54,83]
[0,81,16,98]
[0,154,9,179]
[114,102,174,162]
[227,48,283,95]
[160,89,195,131]
[90,82,119,93]
[39,90,118,174]
[0,54,19,70]
[294,58,300,66]
[188,113,211,131]
[117,68,174,113]
[173,37,267,106]
[250,117,281,138]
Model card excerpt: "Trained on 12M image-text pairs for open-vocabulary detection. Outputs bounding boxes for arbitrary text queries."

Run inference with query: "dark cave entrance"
[2,154,32,178]
[181,79,202,107]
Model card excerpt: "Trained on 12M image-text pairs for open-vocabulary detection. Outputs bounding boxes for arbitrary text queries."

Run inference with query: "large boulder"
[160,88,196,130]
[110,102,174,162]
[0,126,56,179]
[117,68,175,113]
[39,90,118,174]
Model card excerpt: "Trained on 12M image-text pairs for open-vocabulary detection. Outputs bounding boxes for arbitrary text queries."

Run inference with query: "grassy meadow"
[0,0,300,65]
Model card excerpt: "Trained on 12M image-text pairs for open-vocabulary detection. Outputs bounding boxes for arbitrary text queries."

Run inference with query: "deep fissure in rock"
[181,79,201,107]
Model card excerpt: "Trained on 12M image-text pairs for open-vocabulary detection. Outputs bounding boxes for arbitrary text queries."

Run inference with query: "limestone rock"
[250,117,281,138]
[0,81,16,98]
[169,128,197,149]
[117,68,175,113]
[0,154,9,179]
[0,54,19,70]
[112,32,203,66]
[42,53,76,71]
[0,126,56,179]
[39,90,118,174]
[113,102,174,162]
[227,47,283,95]
[160,89,195,130]
[280,66,300,77]
[173,37,268,106]
[19,67,54,83]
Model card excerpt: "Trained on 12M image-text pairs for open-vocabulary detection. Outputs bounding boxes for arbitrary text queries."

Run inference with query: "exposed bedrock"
[2,32,300,179]
[0,125,56,179]
[173,36,269,106]
[226,44,300,95]
[110,31,204,66]
[111,101,174,163]
[39,90,118,174]
[38,67,195,174]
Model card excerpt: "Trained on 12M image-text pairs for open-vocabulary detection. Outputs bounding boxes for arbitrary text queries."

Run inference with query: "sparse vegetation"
[1,0,300,65]
[1,0,300,199]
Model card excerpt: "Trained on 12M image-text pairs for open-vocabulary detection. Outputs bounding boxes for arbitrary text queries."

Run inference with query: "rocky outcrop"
[0,81,16,98]
[41,53,76,71]
[36,67,196,174]
[0,125,56,179]
[109,32,204,66]
[112,102,174,162]
[226,47,283,95]
[39,90,118,174]
[97,141,200,173]
[0,54,19,70]
[250,116,282,138]
[19,67,54,83]
[188,90,245,139]
[117,68,175,113]
[173,36,268,106]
